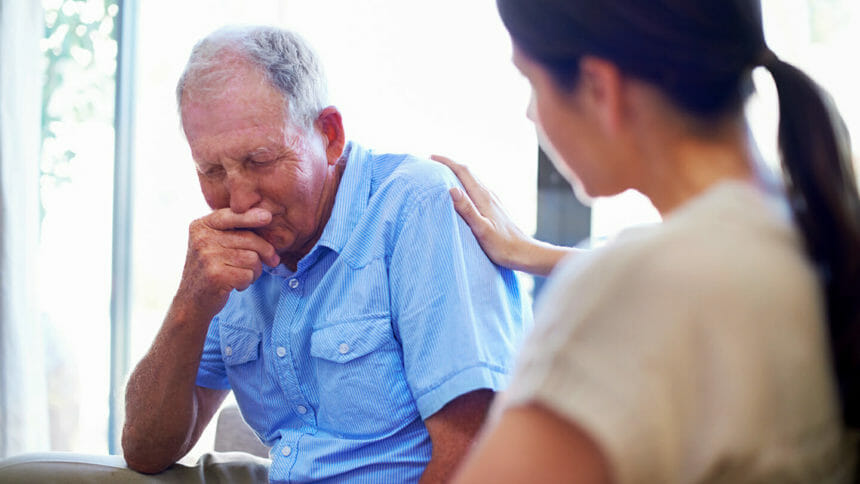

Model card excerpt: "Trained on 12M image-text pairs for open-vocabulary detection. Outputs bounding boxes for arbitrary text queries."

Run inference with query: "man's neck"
[280,159,348,271]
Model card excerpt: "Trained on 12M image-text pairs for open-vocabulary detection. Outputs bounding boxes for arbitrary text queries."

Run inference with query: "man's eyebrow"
[245,145,294,162]
[249,144,290,156]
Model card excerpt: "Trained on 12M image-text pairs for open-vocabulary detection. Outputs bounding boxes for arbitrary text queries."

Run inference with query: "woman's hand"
[431,155,574,277]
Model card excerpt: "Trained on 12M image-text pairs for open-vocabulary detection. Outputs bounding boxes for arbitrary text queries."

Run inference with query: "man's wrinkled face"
[180,63,335,265]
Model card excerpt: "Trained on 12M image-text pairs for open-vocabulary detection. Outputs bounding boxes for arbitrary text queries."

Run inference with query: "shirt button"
[338,343,350,354]
[224,346,233,356]
[297,405,308,415]
[282,445,292,457]
[288,278,299,289]
[276,346,287,358]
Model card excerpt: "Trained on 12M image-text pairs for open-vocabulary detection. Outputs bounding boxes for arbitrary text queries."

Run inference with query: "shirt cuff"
[415,363,510,419]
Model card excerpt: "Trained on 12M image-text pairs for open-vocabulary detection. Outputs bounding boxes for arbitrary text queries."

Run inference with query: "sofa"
[0,405,270,483]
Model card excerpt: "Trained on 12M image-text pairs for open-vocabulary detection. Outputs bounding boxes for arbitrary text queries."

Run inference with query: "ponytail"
[765,53,860,426]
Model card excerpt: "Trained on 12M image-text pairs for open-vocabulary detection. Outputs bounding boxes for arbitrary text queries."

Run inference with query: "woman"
[440,1,860,483]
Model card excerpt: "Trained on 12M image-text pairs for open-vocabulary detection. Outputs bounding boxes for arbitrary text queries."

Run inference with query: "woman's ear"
[316,106,346,164]
[578,56,625,135]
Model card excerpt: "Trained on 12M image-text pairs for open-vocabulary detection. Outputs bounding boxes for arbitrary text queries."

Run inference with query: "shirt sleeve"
[389,187,531,420]
[195,312,231,390]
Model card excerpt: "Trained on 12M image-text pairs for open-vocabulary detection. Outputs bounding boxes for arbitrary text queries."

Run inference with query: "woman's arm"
[432,155,578,277]
[452,403,612,484]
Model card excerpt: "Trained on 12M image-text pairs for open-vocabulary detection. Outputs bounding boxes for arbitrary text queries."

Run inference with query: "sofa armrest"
[0,451,269,483]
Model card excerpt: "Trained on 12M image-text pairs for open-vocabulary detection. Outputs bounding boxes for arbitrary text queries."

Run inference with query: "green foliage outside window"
[40,0,118,225]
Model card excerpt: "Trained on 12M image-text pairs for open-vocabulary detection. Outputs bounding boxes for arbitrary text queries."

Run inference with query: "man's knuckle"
[241,251,259,266]
[189,220,203,235]
[202,262,220,280]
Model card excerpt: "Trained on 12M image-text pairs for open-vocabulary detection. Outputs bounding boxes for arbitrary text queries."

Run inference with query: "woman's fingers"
[450,187,493,239]
[431,154,494,208]
[432,153,573,275]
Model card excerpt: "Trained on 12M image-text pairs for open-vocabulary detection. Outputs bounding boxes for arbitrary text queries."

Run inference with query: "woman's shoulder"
[537,181,820,339]
[592,183,806,286]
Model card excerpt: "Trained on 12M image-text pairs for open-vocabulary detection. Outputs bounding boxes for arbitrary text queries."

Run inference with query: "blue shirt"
[196,142,532,483]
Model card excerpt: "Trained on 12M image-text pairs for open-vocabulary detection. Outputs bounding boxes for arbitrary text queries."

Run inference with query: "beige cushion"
[213,405,270,459]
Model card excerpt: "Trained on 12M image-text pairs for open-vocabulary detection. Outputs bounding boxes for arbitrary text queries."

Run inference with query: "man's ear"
[578,56,625,135]
[316,106,346,165]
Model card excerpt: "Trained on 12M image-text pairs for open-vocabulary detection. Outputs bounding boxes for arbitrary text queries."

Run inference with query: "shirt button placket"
[277,273,310,460]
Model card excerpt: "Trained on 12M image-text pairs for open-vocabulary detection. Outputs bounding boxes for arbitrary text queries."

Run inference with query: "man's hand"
[123,208,277,473]
[177,207,280,319]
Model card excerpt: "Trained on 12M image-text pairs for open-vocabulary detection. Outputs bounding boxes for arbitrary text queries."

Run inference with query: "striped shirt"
[196,142,532,483]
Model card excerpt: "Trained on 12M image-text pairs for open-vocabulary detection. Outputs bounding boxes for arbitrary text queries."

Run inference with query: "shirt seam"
[398,182,451,227]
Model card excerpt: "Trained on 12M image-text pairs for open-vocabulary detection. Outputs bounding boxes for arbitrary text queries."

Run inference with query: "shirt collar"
[316,141,371,253]
[263,141,371,277]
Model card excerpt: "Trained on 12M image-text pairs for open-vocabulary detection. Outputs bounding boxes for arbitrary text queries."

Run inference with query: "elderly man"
[121,25,530,483]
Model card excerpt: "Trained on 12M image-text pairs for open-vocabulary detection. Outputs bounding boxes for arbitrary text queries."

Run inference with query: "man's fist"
[176,207,280,319]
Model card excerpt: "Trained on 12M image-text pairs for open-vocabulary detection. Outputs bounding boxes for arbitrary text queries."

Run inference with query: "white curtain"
[0,0,49,458]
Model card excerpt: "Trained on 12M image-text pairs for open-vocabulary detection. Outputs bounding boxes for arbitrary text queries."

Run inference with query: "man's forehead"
[183,62,284,111]
[183,87,284,125]
[182,75,290,138]
[185,117,292,161]
[182,54,286,111]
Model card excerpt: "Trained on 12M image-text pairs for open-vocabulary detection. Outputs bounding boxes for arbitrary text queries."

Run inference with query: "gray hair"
[176,25,328,130]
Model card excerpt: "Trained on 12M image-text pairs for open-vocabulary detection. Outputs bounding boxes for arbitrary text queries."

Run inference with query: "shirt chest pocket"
[310,316,394,363]
[220,324,266,426]
[221,325,261,365]
[309,317,416,436]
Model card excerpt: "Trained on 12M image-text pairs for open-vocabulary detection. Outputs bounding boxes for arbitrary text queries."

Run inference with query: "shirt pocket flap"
[220,325,261,366]
[310,317,393,364]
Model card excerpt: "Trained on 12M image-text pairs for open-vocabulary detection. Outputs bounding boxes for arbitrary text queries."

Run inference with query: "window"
[38,0,118,454]
[752,0,859,173]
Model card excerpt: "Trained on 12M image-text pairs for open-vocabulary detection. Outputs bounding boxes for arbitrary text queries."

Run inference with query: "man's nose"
[225,172,262,214]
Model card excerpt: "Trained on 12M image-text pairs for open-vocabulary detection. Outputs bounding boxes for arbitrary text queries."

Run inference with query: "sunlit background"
[8,0,860,461]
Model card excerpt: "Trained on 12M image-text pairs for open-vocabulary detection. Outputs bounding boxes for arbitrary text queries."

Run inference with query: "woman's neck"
[636,116,761,216]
